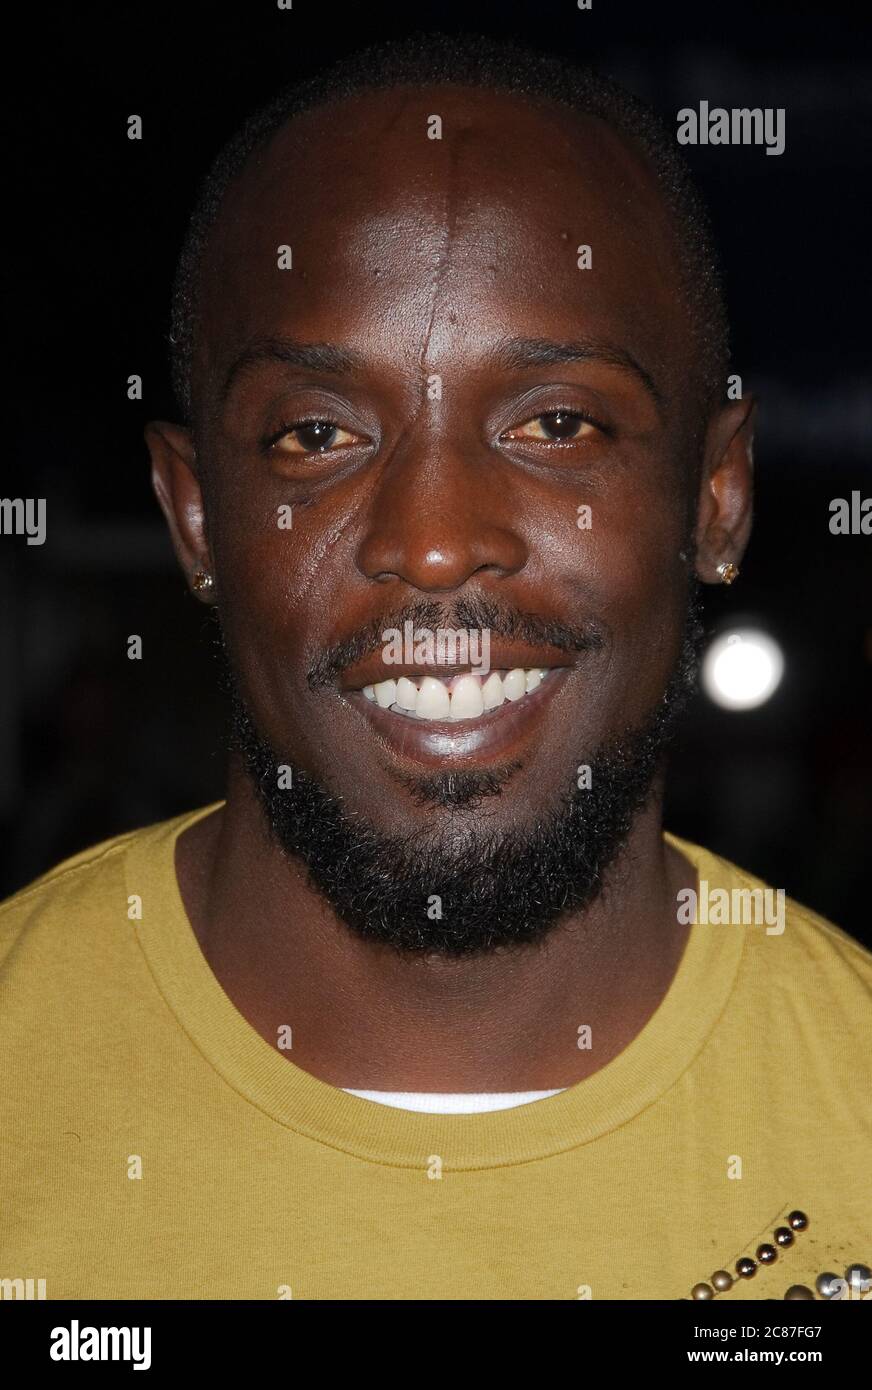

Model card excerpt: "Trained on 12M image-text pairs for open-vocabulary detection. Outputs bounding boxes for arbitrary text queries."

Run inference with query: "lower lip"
[340,669,571,767]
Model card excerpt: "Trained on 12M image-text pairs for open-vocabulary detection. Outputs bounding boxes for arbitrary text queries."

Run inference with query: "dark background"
[4,1,870,941]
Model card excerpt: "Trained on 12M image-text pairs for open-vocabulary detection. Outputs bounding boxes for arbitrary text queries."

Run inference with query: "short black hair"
[169,31,730,426]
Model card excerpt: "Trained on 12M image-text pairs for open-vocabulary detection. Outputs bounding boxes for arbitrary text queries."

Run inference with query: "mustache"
[307,596,607,690]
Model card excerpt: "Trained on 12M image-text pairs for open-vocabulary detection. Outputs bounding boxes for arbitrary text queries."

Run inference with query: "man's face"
[192,85,699,844]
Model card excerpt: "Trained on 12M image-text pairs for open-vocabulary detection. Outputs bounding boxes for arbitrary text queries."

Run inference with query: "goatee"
[217,594,702,957]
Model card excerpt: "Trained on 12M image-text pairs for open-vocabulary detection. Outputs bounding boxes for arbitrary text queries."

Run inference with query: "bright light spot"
[701,629,784,710]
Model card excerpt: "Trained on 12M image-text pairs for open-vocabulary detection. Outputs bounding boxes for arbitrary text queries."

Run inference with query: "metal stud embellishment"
[686,1210,872,1302]
[687,1208,810,1301]
[815,1263,872,1301]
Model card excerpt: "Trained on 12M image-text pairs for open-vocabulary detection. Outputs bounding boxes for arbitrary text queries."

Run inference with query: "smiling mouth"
[341,663,572,768]
[360,667,551,724]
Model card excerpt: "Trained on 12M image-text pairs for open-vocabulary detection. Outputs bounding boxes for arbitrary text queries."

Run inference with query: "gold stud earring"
[717,562,739,585]
[191,569,215,595]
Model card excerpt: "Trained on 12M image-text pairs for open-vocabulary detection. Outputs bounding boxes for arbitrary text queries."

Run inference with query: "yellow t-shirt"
[1,805,870,1301]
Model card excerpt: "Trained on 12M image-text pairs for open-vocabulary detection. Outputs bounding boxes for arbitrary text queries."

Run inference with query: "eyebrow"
[221,332,665,412]
[492,335,665,411]
[222,337,365,400]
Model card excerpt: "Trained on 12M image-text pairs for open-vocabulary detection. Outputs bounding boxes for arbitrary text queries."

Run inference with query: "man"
[1,36,870,1302]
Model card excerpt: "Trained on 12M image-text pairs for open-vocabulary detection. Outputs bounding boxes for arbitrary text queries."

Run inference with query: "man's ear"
[146,421,213,598]
[693,396,755,583]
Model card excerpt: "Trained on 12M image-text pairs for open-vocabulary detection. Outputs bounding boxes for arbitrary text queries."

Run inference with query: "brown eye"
[539,411,586,439]
[295,421,338,451]
[503,410,598,444]
[268,420,362,455]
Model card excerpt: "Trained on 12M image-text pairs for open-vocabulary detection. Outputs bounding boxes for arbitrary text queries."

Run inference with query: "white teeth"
[415,676,451,720]
[503,668,527,701]
[374,678,397,708]
[481,671,505,711]
[395,676,418,711]
[360,668,552,721]
[449,673,485,721]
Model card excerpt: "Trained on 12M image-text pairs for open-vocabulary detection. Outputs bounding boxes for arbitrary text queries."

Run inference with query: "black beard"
[217,594,702,958]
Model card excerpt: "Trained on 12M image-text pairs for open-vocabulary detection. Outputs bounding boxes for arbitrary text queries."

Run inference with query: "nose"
[355,429,529,592]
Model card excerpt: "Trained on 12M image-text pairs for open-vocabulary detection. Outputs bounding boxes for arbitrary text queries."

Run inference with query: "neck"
[176,762,695,1092]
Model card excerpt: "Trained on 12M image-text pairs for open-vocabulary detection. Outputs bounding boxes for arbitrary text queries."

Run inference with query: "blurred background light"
[702,629,785,711]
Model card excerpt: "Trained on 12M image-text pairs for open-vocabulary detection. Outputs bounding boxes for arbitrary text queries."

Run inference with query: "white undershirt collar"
[342,1089,566,1114]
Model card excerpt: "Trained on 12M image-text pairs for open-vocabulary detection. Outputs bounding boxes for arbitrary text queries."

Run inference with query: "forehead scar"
[414,126,471,375]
